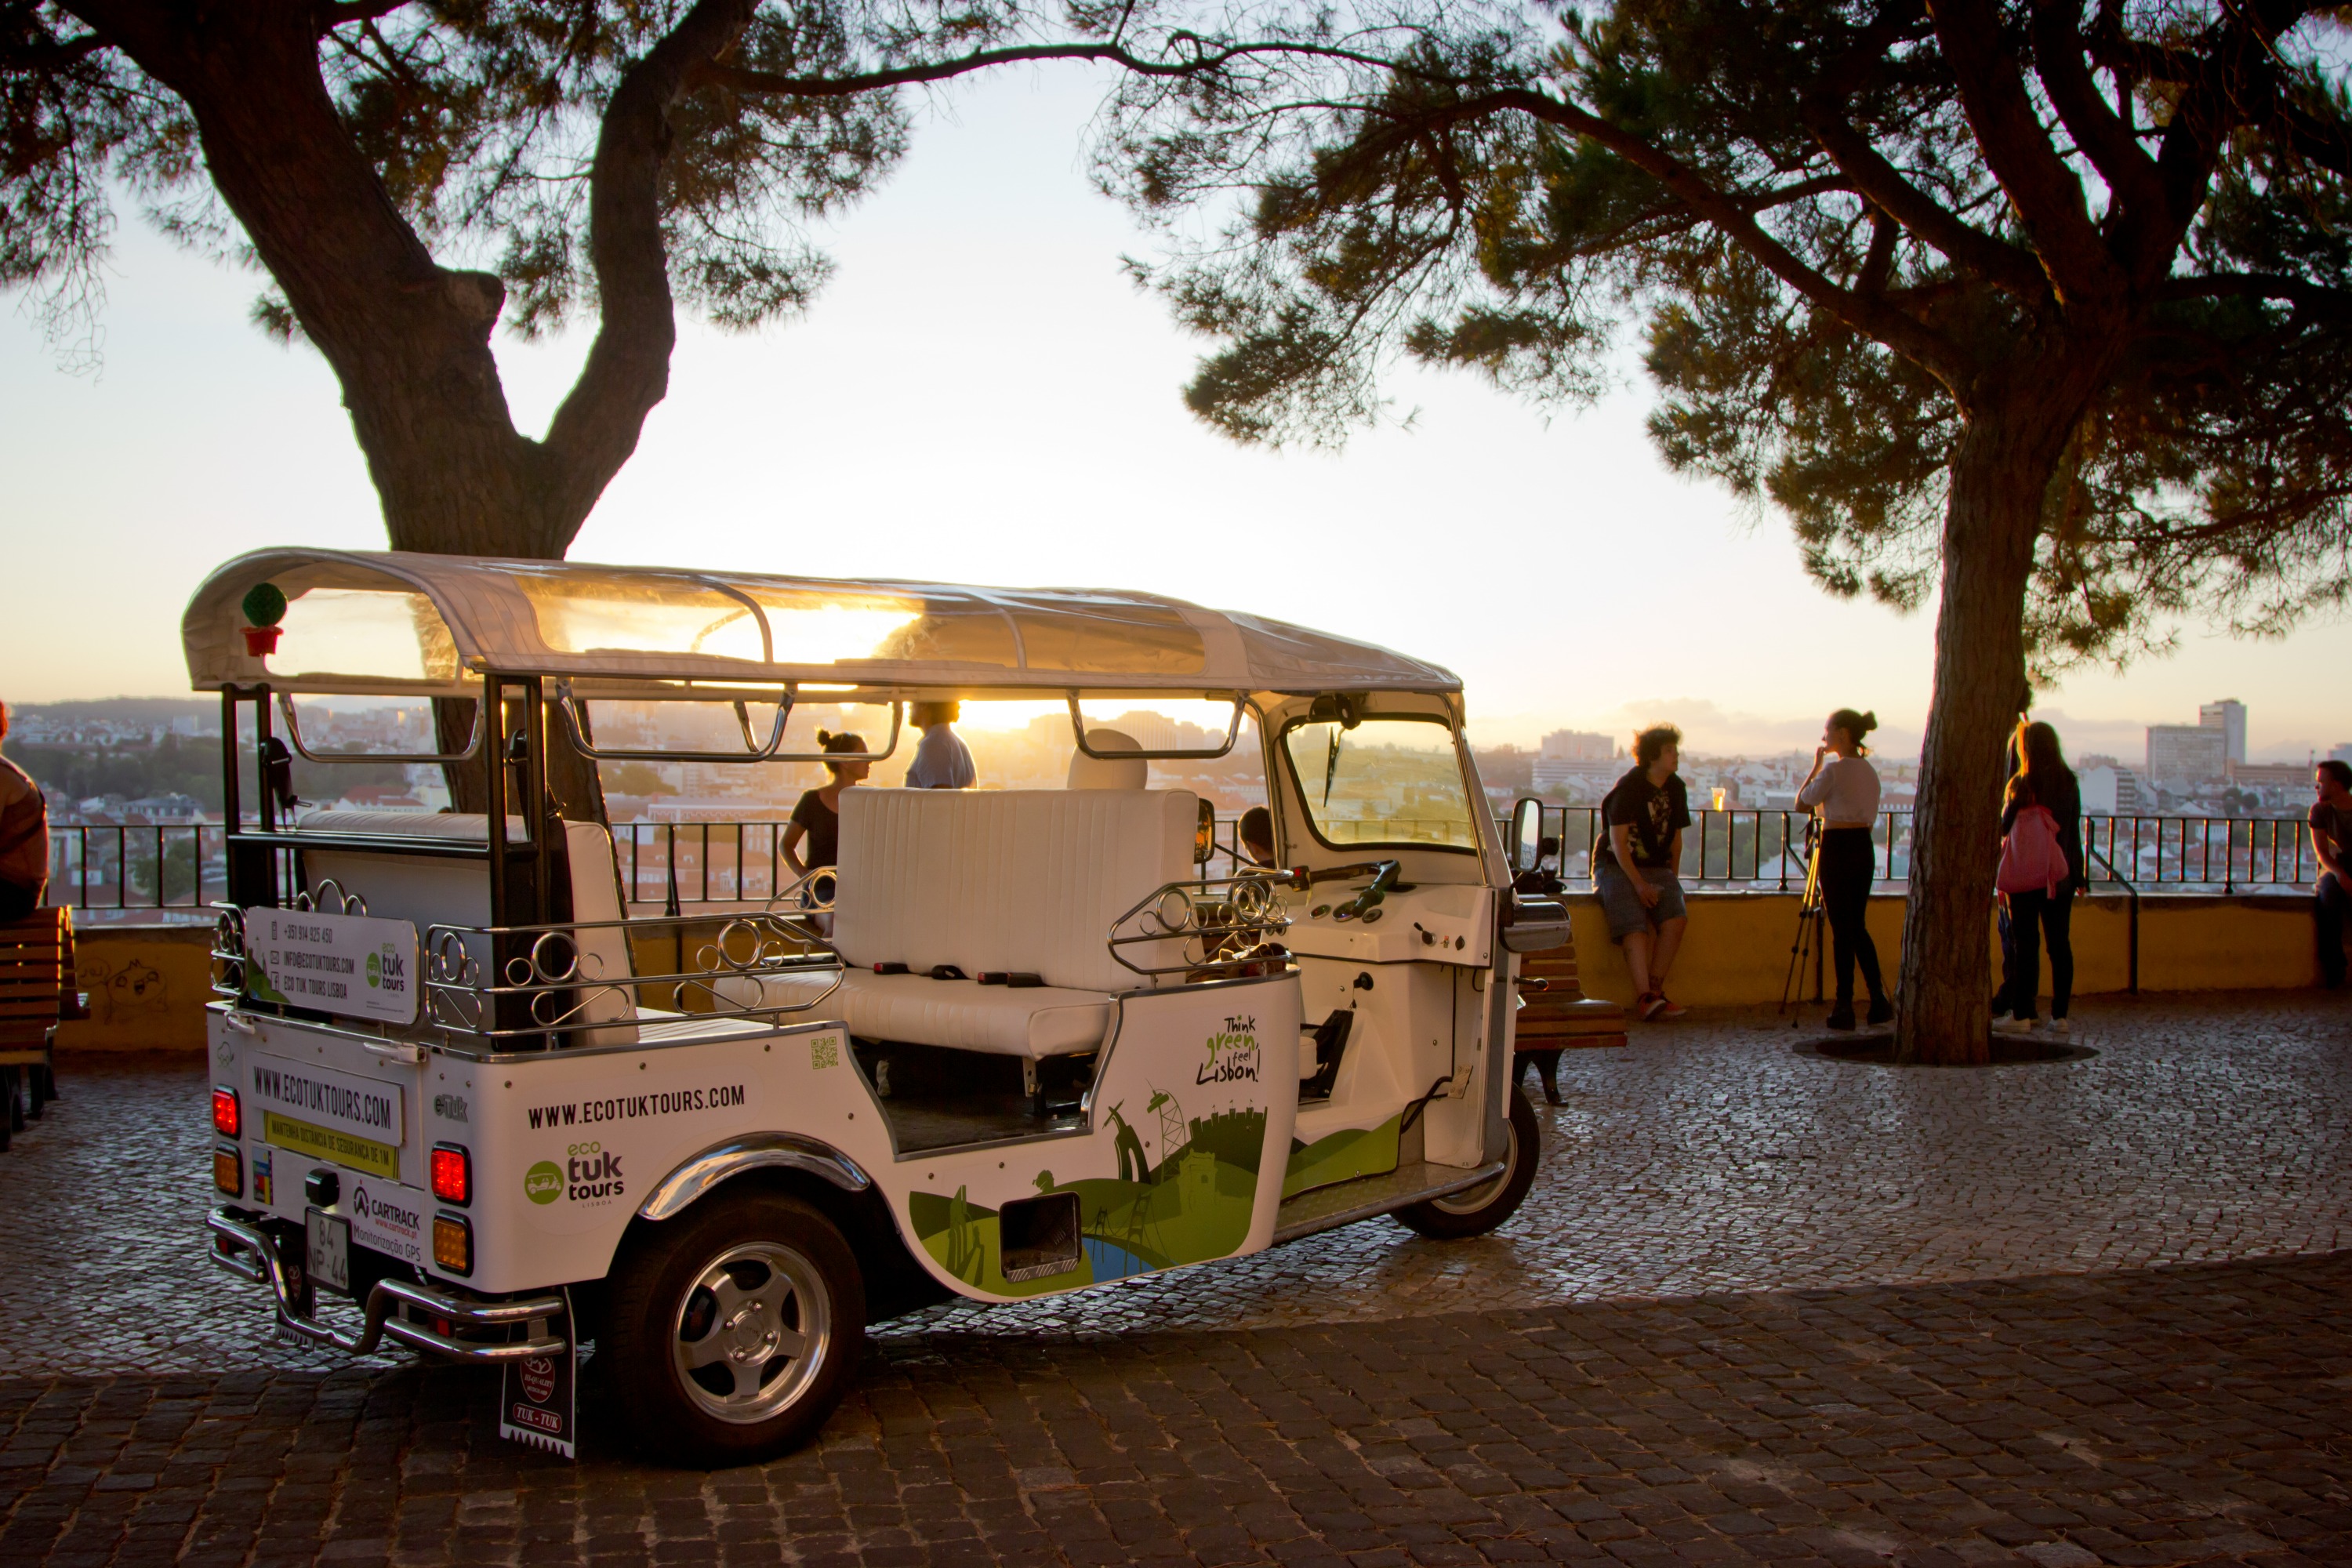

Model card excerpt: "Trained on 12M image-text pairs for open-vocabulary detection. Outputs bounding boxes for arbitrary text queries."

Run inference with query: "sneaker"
[1824,1006,1857,1031]
[1991,1013,2037,1034]
[1636,991,1668,1022]
[1654,991,1689,1020]
[2050,1018,2070,1036]
[1865,999,1894,1026]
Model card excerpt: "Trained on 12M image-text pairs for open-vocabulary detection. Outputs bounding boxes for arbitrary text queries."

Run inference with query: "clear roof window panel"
[516,571,769,662]
[266,589,459,684]
[736,589,1015,669]
[1007,601,1205,675]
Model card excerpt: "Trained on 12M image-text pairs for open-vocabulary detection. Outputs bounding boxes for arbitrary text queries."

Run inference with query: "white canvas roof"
[182,550,1461,698]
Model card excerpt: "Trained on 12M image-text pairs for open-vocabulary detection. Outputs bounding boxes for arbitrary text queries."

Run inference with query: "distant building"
[2147,723,2228,784]
[2332,742,2352,766]
[2227,760,2312,791]
[2198,699,2247,764]
[2079,764,2145,815]
[1539,729,1614,761]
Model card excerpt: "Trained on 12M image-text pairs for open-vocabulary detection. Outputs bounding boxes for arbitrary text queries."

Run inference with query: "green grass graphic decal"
[1281,1114,1402,1199]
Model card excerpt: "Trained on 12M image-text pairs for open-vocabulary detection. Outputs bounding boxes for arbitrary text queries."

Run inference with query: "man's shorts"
[1595,862,1686,942]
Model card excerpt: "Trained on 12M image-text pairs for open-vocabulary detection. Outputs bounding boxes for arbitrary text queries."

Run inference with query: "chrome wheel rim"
[1430,1118,1518,1215]
[670,1240,830,1424]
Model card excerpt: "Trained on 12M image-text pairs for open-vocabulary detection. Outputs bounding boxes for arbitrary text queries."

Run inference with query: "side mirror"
[1194,797,1217,866]
[1508,797,1544,876]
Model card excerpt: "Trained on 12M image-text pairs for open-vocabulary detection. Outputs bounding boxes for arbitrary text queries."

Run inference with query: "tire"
[604,1190,866,1466]
[1392,1083,1541,1240]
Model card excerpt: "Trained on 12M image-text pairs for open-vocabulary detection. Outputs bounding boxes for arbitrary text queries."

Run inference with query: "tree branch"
[314,0,413,33]
[1456,86,1970,388]
[2028,2,2168,244]
[695,38,1287,99]
[1798,101,2048,300]
[1927,0,2125,309]
[540,0,757,549]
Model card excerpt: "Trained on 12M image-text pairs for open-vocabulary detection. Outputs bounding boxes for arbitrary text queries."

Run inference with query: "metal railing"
[1507,806,2326,893]
[41,807,2331,917]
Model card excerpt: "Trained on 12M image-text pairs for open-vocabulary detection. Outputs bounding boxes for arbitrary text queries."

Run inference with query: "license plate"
[306,1207,351,1296]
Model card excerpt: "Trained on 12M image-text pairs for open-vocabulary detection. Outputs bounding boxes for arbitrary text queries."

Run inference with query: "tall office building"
[2198,699,2247,764]
[2147,724,2228,783]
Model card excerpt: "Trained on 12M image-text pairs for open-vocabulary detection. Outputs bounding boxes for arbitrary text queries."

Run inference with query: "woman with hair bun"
[782,728,870,885]
[1796,708,1891,1029]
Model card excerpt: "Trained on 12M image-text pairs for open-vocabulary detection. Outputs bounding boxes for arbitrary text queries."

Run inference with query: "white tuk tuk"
[191,550,1570,1464]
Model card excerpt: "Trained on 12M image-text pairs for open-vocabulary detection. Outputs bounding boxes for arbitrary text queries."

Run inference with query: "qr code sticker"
[811,1035,840,1070]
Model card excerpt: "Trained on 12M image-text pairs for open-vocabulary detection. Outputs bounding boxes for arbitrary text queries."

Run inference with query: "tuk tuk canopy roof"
[182,550,1461,698]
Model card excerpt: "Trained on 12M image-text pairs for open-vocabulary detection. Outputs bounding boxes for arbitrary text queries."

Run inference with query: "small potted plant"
[241,582,288,658]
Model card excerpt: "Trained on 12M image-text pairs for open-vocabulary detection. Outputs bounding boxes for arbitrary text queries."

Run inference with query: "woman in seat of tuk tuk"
[783,731,869,893]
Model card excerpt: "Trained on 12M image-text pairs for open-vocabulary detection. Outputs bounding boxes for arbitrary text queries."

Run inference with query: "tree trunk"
[1894,391,2075,1064]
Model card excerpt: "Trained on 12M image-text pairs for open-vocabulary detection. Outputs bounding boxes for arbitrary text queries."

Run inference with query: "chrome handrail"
[1107,869,1303,978]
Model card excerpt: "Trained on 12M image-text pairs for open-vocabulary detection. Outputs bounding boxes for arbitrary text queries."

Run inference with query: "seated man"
[1595,724,1690,1022]
[2314,760,2350,990]
[1239,806,1276,868]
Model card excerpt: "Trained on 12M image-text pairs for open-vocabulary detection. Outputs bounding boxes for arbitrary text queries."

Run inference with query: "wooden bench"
[0,908,81,1149]
[1513,935,1626,1105]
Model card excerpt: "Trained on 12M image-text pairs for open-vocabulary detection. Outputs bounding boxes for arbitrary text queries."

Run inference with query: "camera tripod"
[1778,818,1825,1018]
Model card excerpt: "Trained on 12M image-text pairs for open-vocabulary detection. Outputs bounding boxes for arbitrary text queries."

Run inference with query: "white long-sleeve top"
[1796,754,1881,827]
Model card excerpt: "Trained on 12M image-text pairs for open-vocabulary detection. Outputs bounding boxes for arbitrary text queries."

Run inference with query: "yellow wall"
[55,922,214,1052]
[1569,891,2327,1007]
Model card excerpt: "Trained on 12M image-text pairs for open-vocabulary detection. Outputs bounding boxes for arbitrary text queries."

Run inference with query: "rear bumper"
[206,1207,568,1365]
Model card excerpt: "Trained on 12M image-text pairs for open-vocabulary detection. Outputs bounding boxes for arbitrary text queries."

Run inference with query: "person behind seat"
[906,700,975,789]
[0,702,49,922]
[1239,806,1276,868]
[784,731,869,886]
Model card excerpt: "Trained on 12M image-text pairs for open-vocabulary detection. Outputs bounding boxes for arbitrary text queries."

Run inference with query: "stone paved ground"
[2,992,2347,1564]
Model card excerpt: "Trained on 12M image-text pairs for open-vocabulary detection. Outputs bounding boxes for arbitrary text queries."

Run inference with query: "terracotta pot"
[242,625,281,657]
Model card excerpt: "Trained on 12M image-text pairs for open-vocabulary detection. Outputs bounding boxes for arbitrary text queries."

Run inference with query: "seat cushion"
[763,970,1112,1058]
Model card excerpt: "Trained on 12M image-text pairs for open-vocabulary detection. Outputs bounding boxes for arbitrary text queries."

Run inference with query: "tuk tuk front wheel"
[1393,1083,1540,1240]
[604,1191,866,1466]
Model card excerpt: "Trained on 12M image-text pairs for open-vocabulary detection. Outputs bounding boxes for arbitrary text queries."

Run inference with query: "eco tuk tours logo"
[1198,1015,1261,1085]
[523,1144,626,1206]
[364,943,408,997]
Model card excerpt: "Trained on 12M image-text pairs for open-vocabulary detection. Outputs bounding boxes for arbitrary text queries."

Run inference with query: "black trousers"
[2318,871,2349,987]
[0,880,39,923]
[2001,887,2075,1021]
[1817,828,1886,1007]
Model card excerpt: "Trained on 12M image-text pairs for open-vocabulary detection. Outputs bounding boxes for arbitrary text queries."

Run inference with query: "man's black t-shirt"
[1602,768,1691,870]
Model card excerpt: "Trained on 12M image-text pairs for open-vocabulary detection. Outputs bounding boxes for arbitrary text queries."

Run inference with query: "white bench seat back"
[833,789,1195,995]
[293,811,636,1037]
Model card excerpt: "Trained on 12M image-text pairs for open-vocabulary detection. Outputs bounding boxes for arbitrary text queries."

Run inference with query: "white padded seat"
[764,971,1112,1056]
[813,786,1196,1058]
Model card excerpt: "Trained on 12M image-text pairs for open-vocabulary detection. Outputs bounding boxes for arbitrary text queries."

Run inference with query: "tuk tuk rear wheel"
[604,1191,865,1466]
[1393,1083,1540,1240]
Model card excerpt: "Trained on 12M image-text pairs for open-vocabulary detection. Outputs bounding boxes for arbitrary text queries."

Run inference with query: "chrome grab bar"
[1069,691,1244,760]
[206,1208,567,1364]
[278,693,485,764]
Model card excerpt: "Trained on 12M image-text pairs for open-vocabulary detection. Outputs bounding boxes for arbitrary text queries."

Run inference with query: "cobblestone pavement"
[4,1253,2349,1565]
[4,993,2344,1370]
[2,995,2348,1565]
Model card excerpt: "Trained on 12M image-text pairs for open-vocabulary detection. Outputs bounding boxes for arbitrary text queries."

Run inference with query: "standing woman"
[1995,721,2083,1033]
[1795,708,1892,1029]
[782,731,869,894]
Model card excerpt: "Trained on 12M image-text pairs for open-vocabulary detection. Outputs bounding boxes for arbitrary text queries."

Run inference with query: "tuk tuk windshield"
[1282,717,1477,852]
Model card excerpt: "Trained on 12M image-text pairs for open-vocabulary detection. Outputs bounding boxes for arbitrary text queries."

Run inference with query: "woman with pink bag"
[1994,720,2084,1034]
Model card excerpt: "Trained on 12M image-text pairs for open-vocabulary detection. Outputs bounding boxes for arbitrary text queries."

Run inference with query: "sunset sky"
[4,65,2344,763]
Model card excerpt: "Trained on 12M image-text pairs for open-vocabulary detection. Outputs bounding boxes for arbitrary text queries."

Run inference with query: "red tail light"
[430,1144,471,1206]
[211,1086,241,1138]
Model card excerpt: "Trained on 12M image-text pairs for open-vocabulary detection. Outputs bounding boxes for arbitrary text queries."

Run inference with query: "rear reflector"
[213,1145,242,1198]
[431,1214,473,1276]
[211,1086,240,1138]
